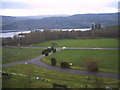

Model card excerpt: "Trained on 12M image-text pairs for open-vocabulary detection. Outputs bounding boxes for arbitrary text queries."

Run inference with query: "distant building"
[91,23,102,30]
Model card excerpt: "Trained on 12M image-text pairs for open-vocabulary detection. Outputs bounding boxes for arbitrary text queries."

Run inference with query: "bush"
[51,47,54,50]
[45,53,49,56]
[47,48,52,53]
[61,61,70,68]
[86,61,99,72]
[53,49,56,53]
[44,49,47,53]
[44,48,51,53]
[51,58,57,66]
[51,41,57,47]
[42,51,45,54]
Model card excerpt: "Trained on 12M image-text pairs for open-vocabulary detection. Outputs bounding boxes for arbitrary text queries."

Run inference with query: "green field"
[42,49,118,73]
[33,38,118,48]
[2,64,118,88]
[0,47,2,64]
[2,48,43,64]
[2,38,119,88]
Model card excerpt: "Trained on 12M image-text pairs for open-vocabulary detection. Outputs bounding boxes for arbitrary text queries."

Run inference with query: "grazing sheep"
[36,77,40,80]
[70,63,73,66]
[18,44,20,46]
[25,62,28,64]
[22,74,26,76]
[11,73,17,75]
[48,47,51,49]
[62,47,66,50]
[106,87,112,90]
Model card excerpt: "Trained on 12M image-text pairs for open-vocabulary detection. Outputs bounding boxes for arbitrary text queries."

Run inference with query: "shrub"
[47,48,52,53]
[43,48,51,55]
[44,48,51,53]
[51,47,54,51]
[51,58,57,66]
[53,49,56,53]
[51,41,57,47]
[44,49,48,53]
[61,61,70,68]
[45,53,49,56]
[86,61,99,72]
[42,50,45,54]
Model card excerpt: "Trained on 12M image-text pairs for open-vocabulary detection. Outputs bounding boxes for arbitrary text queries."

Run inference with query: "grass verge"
[2,48,43,64]
[41,49,118,73]
[33,38,118,48]
[2,64,119,88]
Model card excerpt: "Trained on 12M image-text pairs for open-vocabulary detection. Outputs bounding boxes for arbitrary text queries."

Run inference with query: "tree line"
[2,26,118,46]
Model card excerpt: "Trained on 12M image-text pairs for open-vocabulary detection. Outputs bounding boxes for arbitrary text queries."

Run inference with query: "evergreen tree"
[51,58,57,66]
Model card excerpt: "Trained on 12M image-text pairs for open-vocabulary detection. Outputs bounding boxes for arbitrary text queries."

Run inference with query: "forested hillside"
[2,25,118,46]
[2,13,118,30]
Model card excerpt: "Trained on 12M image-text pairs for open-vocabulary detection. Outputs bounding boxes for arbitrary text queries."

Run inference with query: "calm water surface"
[1,28,91,38]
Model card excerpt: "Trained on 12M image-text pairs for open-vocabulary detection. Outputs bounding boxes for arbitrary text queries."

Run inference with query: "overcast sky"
[0,0,119,16]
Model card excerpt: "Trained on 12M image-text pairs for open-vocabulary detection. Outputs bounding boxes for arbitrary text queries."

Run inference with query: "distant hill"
[2,16,17,26]
[16,14,69,19]
[2,13,118,30]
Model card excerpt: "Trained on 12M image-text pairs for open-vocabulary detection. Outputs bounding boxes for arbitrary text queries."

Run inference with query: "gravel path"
[28,58,119,79]
[5,46,120,50]
[1,48,119,79]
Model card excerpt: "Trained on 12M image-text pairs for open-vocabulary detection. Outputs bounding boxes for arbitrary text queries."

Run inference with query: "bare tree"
[50,41,58,47]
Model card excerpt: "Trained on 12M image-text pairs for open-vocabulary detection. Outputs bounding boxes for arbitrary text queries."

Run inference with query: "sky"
[0,0,119,16]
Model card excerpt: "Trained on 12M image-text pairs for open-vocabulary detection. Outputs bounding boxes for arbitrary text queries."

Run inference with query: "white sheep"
[12,73,17,75]
[18,44,20,46]
[70,63,73,66]
[62,47,66,50]
[25,62,28,64]
[36,77,40,80]
[106,87,111,90]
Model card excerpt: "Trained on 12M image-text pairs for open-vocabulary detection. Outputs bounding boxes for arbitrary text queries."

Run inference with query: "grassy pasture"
[2,64,118,88]
[2,48,43,64]
[33,38,118,48]
[41,49,118,73]
[0,47,2,64]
